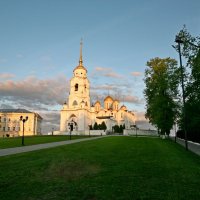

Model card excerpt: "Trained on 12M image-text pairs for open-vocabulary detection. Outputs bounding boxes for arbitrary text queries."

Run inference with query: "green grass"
[0,136,200,200]
[0,135,89,149]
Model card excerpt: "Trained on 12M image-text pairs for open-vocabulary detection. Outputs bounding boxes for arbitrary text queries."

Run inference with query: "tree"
[174,26,200,142]
[100,121,107,130]
[119,124,125,133]
[144,57,180,135]
[175,25,200,67]
[93,122,98,130]
[113,125,120,133]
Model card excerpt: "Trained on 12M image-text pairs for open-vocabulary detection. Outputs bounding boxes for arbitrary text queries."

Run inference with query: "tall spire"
[79,38,83,66]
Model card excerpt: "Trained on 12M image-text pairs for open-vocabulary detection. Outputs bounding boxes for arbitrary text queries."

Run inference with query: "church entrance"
[67,115,78,131]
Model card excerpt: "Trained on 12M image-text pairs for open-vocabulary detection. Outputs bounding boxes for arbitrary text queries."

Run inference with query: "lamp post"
[69,119,74,140]
[175,35,188,150]
[174,36,200,150]
[20,116,28,146]
[134,124,137,137]
[88,125,91,137]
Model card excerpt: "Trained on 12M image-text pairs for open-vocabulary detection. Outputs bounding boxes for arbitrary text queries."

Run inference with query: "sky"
[0,0,200,133]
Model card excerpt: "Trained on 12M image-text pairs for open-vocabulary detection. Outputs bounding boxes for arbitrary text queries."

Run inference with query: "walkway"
[0,136,106,157]
[170,137,200,156]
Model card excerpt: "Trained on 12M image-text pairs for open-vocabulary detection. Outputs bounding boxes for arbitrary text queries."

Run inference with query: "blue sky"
[0,0,200,131]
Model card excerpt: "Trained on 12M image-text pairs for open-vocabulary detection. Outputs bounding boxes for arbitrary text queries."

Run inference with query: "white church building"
[60,42,135,134]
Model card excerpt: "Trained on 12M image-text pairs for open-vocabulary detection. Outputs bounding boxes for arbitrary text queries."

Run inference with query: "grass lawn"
[0,135,89,149]
[0,136,200,200]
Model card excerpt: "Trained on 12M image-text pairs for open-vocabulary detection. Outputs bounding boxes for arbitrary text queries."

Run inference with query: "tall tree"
[144,57,180,135]
[93,122,99,130]
[175,26,200,142]
[100,121,107,130]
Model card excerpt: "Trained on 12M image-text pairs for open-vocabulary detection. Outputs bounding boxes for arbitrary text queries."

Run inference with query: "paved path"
[170,137,200,156]
[0,136,106,157]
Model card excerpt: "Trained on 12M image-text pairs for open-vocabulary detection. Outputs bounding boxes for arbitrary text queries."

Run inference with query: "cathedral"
[60,42,135,134]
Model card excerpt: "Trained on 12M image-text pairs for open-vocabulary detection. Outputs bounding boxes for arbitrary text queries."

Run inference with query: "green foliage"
[144,57,180,135]
[93,121,107,130]
[0,137,200,199]
[113,125,120,133]
[175,27,200,142]
[175,25,200,67]
[100,121,107,130]
[93,122,99,130]
[113,124,125,133]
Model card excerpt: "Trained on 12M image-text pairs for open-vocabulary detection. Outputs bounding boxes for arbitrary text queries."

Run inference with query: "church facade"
[60,42,135,134]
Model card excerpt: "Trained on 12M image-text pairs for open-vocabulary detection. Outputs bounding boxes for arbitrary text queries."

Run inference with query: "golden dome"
[120,105,127,110]
[94,100,101,105]
[113,99,119,103]
[73,65,87,72]
[104,96,113,102]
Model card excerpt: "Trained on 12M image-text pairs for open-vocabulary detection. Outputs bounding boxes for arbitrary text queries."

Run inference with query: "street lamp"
[20,116,28,146]
[175,35,188,150]
[88,125,91,137]
[69,119,74,140]
[175,36,200,150]
[133,124,138,137]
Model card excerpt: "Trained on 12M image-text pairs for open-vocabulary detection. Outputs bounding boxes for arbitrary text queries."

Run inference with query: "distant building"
[0,109,42,137]
[60,42,135,133]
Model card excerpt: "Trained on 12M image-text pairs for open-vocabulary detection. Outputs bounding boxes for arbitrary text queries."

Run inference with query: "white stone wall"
[123,129,158,136]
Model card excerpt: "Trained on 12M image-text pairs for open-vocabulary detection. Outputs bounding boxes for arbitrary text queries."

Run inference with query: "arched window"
[72,100,78,106]
[75,83,78,91]
[69,114,76,118]
[84,84,86,91]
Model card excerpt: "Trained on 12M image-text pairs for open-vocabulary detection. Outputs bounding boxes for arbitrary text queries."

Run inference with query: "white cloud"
[95,67,112,71]
[37,110,60,133]
[131,71,143,77]
[104,72,123,78]
[91,66,123,79]
[0,75,69,109]
[124,95,144,105]
[0,73,15,79]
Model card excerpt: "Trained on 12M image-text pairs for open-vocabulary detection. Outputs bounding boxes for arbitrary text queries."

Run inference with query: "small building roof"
[0,109,32,113]
[0,109,43,119]
[96,116,112,119]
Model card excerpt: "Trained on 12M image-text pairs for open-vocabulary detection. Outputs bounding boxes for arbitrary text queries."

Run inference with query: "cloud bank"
[0,75,69,110]
[91,66,123,79]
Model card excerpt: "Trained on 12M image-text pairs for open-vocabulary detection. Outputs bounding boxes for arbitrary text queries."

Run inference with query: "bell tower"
[68,40,91,109]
